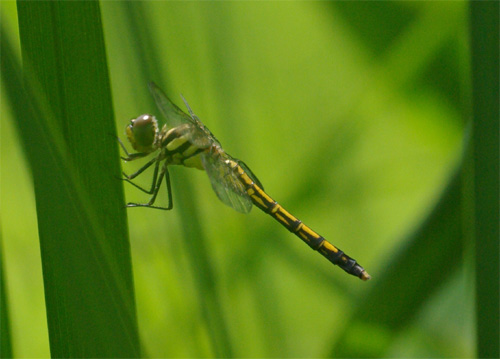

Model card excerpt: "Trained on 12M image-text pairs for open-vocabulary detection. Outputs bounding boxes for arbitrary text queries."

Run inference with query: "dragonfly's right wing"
[201,152,253,214]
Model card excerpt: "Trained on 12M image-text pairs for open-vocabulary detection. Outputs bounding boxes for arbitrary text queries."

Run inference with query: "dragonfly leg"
[124,156,158,180]
[165,165,173,210]
[122,158,161,194]
[126,164,173,210]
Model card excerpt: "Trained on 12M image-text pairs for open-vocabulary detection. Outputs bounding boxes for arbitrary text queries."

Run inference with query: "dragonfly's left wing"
[201,152,253,214]
[149,82,213,148]
[149,82,194,127]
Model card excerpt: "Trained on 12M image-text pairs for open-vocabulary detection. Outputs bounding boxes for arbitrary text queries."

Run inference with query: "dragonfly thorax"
[157,124,206,170]
[126,114,160,153]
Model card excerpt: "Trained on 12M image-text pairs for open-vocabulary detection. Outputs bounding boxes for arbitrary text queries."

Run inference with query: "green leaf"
[0,232,13,359]
[8,1,140,356]
[469,2,499,358]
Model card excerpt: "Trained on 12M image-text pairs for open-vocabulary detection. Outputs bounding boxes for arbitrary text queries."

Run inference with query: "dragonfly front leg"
[126,164,173,210]
[122,157,159,194]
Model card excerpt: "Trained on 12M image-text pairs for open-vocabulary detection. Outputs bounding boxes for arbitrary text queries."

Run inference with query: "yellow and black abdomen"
[229,160,370,281]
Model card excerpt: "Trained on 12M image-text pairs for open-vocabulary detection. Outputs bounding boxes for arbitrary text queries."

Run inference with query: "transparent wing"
[148,82,195,127]
[201,152,253,214]
[148,82,214,148]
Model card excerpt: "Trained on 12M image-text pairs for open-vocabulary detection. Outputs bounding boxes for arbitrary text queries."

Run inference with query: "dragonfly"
[119,82,371,281]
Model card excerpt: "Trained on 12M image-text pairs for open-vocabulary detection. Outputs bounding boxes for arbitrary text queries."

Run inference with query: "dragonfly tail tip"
[360,270,371,281]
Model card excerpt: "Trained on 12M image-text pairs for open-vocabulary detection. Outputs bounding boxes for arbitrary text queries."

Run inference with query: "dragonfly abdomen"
[228,160,370,281]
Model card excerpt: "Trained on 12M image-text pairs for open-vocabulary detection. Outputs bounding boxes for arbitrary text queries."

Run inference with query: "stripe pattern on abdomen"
[227,159,370,280]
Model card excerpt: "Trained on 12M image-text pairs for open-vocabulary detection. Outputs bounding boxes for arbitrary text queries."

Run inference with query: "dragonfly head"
[126,114,159,153]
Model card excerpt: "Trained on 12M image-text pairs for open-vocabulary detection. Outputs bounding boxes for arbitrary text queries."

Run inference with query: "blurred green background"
[2,1,475,357]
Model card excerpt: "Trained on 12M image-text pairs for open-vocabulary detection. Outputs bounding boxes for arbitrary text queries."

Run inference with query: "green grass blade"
[0,233,13,359]
[469,2,500,358]
[11,2,140,356]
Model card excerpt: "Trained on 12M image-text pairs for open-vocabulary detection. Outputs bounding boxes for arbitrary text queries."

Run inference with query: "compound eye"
[126,114,158,153]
